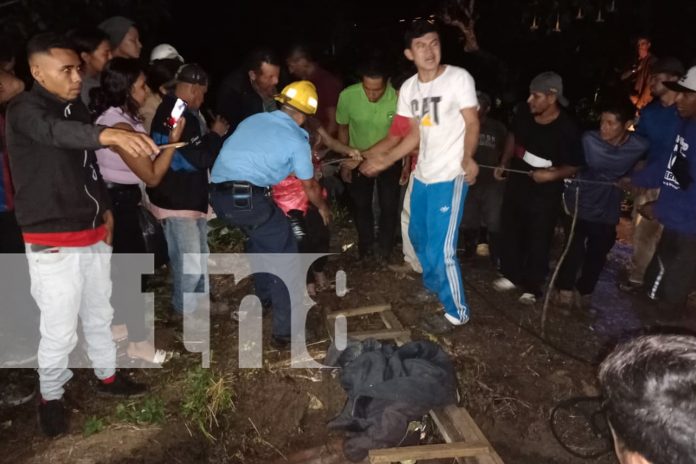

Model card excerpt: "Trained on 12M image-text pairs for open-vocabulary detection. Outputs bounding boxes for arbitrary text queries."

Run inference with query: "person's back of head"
[89,57,144,118]
[599,334,696,464]
[146,58,181,97]
[0,34,19,74]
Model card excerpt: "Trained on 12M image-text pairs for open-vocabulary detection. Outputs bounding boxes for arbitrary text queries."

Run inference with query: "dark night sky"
[163,0,696,106]
[4,0,694,109]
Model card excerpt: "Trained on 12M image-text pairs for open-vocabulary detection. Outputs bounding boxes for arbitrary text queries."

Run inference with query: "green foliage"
[181,367,234,441]
[83,415,106,437]
[115,397,166,425]
[207,218,246,253]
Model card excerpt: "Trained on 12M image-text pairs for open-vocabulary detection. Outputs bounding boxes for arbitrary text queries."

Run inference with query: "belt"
[105,182,140,192]
[209,181,269,194]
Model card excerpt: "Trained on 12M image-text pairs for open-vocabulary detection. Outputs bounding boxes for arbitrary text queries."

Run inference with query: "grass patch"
[83,415,106,437]
[208,218,246,253]
[181,367,235,441]
[115,397,166,425]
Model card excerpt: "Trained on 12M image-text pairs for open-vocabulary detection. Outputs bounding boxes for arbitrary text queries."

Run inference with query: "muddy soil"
[0,217,686,464]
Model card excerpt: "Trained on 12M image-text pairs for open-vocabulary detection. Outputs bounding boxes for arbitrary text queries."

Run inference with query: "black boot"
[38,399,67,437]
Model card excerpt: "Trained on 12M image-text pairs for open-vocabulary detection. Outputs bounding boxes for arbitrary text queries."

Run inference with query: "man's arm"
[461,107,480,185]
[359,118,420,177]
[494,132,515,180]
[362,132,402,158]
[317,126,361,159]
[9,97,157,157]
[113,118,187,187]
[300,178,331,225]
[337,123,349,146]
[324,107,338,138]
[530,165,580,183]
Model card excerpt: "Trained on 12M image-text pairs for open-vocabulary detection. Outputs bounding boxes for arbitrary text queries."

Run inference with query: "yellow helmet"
[274,80,318,115]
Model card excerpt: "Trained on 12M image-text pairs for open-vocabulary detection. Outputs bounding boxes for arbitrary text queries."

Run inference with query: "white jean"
[25,241,116,401]
[401,173,422,273]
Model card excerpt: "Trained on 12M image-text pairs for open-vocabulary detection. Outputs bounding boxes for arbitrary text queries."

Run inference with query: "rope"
[541,183,580,337]
[477,164,619,186]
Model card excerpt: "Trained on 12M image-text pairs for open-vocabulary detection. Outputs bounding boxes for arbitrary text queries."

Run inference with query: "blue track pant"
[409,175,470,321]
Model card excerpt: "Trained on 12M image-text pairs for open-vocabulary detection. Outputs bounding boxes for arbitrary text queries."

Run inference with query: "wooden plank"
[328,304,391,319]
[368,442,490,463]
[379,310,410,346]
[431,405,505,464]
[348,328,411,341]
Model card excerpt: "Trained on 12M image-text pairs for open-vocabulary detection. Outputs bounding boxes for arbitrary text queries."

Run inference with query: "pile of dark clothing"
[327,339,458,462]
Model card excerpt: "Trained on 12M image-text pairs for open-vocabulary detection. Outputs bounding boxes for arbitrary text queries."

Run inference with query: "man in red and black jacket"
[6,32,159,437]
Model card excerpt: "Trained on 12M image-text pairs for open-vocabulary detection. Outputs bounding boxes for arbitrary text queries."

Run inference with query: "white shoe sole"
[444,313,470,326]
[518,293,537,305]
[493,277,515,292]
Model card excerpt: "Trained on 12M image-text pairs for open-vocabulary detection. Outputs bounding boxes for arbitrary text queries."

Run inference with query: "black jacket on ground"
[146,95,223,213]
[5,84,110,234]
[328,339,458,462]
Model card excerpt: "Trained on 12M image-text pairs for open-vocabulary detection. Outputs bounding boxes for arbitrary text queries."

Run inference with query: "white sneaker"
[493,277,516,292]
[518,293,537,305]
[444,313,470,326]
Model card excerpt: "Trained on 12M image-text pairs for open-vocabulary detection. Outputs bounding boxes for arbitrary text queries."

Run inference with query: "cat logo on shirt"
[411,97,441,127]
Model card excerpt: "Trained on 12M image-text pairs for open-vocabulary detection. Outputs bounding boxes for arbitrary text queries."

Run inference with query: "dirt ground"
[0,215,688,464]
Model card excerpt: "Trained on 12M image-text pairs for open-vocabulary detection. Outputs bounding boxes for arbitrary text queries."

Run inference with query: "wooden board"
[369,442,491,463]
[430,405,505,464]
[347,328,412,342]
[379,310,411,345]
[327,304,391,319]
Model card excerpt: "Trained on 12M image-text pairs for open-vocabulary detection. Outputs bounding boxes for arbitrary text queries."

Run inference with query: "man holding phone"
[6,32,158,436]
[147,63,229,320]
[210,80,331,349]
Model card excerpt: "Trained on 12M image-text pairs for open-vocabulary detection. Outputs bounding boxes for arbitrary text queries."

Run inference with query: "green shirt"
[335,83,397,150]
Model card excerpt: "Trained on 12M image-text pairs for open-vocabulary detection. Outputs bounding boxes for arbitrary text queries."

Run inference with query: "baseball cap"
[664,66,696,93]
[651,57,685,77]
[168,63,209,87]
[530,71,569,107]
[150,43,184,63]
[98,16,135,49]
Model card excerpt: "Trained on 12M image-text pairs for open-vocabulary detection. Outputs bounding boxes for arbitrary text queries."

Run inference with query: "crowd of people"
[0,14,695,463]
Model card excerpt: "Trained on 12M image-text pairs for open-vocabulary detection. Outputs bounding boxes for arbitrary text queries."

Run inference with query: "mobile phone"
[166,98,187,129]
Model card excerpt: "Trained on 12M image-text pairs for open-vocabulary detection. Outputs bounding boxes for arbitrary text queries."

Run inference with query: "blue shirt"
[211,111,313,187]
[633,119,696,235]
[635,101,682,166]
[565,131,647,224]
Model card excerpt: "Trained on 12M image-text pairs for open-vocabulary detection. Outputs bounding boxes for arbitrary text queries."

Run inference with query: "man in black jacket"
[216,48,281,134]
[6,32,157,436]
[147,63,228,318]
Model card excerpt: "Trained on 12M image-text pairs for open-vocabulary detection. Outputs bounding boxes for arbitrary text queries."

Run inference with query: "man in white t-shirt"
[360,20,480,332]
